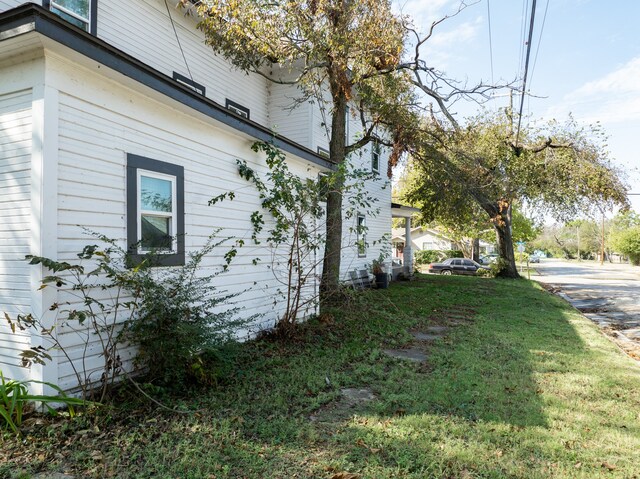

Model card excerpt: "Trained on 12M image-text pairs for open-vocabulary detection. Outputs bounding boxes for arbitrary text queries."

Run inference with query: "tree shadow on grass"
[368,276,590,429]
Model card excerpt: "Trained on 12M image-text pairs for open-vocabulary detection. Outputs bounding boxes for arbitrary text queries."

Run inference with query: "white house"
[391,226,457,260]
[0,1,391,392]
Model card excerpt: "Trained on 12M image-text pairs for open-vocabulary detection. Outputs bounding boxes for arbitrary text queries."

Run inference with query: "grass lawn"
[2,275,640,478]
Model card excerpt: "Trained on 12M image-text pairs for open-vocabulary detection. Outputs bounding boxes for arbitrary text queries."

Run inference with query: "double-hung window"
[127,154,185,266]
[371,142,380,174]
[45,0,97,34]
[356,213,366,258]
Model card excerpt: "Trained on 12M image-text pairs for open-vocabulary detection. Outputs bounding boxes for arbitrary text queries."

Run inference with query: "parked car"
[529,255,540,263]
[428,258,489,276]
[479,254,498,264]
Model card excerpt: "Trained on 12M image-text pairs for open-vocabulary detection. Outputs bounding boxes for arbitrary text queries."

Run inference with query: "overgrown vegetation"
[4,233,247,411]
[414,249,463,267]
[3,276,639,478]
[212,141,386,335]
[122,235,249,387]
[0,372,85,435]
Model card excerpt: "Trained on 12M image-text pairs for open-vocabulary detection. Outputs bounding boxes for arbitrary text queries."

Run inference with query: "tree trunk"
[471,238,480,262]
[320,83,348,306]
[492,205,519,278]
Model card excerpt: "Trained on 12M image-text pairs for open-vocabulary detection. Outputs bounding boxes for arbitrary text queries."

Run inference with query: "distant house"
[0,2,392,391]
[391,227,457,261]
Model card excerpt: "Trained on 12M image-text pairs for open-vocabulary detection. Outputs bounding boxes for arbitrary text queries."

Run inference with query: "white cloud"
[394,0,456,32]
[546,57,640,124]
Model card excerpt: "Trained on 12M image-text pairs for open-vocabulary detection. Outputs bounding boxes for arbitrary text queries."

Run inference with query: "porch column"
[403,217,413,275]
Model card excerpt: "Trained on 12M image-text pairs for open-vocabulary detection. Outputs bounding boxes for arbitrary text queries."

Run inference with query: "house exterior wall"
[95,0,271,127]
[0,88,33,381]
[45,52,326,389]
[0,4,393,390]
[0,0,34,11]
[411,229,454,251]
[340,111,391,275]
[267,82,312,148]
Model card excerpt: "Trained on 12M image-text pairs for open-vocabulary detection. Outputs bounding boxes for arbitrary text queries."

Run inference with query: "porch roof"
[391,202,420,218]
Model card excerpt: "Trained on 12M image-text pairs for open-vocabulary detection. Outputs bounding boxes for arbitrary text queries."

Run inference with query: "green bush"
[610,226,640,266]
[443,249,464,258]
[12,232,249,398]
[414,250,443,265]
[123,236,252,388]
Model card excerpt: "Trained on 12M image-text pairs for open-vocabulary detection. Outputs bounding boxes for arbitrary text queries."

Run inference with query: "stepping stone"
[33,474,75,479]
[340,387,376,403]
[411,332,443,341]
[425,325,449,334]
[383,348,428,363]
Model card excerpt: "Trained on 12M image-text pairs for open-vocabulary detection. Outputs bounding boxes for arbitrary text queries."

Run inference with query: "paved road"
[531,259,640,355]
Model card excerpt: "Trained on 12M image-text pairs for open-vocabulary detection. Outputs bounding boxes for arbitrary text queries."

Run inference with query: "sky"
[393,0,640,217]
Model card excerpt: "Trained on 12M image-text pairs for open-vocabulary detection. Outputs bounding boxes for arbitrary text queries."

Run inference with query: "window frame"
[371,141,380,174]
[127,154,185,266]
[44,0,97,35]
[225,99,250,120]
[137,169,177,253]
[317,147,330,159]
[356,213,366,258]
[172,72,206,96]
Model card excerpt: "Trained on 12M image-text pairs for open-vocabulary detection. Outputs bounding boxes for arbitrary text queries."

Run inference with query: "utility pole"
[600,211,605,265]
[577,226,580,261]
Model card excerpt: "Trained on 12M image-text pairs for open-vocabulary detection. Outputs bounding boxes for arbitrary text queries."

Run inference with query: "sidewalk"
[531,259,640,361]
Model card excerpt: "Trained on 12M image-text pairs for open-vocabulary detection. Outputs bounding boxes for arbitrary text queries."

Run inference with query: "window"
[317,147,330,159]
[225,99,250,120]
[173,72,206,96]
[345,105,350,143]
[45,0,97,34]
[127,154,185,266]
[422,241,436,250]
[371,141,380,174]
[356,214,366,258]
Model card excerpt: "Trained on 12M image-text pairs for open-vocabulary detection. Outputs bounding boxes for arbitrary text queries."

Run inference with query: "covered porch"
[391,202,420,280]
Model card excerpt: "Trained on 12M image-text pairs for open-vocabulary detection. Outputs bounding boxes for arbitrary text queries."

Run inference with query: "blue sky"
[395,0,640,215]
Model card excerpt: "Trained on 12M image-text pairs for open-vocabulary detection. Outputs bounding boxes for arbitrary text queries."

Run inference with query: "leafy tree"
[402,109,628,277]
[195,0,501,301]
[196,0,411,303]
[397,155,540,260]
[609,211,640,265]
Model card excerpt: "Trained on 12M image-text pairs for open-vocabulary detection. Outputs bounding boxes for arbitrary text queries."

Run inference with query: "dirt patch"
[411,331,444,342]
[383,347,429,363]
[309,387,376,423]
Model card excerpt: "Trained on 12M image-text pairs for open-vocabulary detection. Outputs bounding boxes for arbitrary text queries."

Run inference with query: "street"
[531,258,640,357]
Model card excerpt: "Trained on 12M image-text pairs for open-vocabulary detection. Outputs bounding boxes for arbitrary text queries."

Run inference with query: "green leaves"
[0,370,91,435]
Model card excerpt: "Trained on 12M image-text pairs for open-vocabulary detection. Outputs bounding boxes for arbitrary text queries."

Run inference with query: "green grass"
[2,275,640,478]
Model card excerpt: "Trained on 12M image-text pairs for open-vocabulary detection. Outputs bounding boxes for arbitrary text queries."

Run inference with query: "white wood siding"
[0,90,32,381]
[97,0,269,126]
[268,83,312,147]
[338,105,392,277]
[0,0,39,12]
[47,56,323,389]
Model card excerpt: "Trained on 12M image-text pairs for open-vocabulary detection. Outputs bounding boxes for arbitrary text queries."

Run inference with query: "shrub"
[443,249,464,258]
[9,232,249,398]
[610,226,640,266]
[122,236,251,388]
[414,250,443,266]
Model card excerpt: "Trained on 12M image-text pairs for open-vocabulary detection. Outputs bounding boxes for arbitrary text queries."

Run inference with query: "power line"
[517,0,529,75]
[164,0,194,84]
[487,0,495,84]
[529,0,550,95]
[526,0,549,118]
[515,0,537,146]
